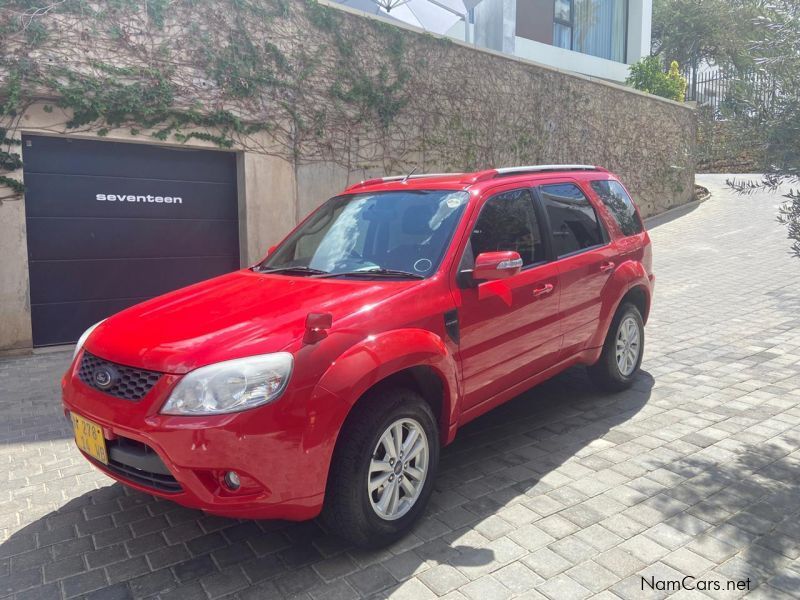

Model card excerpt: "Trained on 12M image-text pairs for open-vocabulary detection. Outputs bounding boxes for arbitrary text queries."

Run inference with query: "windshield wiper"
[253,266,329,276]
[315,268,425,280]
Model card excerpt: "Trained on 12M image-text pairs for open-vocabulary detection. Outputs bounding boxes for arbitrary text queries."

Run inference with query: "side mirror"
[472,251,523,281]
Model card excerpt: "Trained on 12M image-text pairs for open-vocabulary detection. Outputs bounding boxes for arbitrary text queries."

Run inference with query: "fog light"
[223,471,240,491]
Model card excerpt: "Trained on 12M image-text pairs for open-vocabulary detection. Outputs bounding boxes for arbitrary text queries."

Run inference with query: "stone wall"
[696,108,767,174]
[1,0,695,213]
[295,1,697,216]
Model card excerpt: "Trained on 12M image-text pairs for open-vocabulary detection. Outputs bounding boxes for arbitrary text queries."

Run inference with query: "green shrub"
[626,56,687,102]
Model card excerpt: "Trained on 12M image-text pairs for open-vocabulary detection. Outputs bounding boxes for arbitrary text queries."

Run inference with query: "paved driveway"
[2,175,800,600]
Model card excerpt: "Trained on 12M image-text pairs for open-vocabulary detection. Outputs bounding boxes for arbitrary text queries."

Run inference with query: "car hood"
[85,269,411,374]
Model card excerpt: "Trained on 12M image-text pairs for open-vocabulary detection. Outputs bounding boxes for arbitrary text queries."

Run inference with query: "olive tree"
[727,1,800,256]
[652,0,762,85]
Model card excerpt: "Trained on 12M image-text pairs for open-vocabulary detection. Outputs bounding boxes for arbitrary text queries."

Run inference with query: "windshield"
[259,190,469,278]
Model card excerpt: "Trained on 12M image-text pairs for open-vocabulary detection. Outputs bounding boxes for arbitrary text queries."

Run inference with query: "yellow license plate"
[71,413,108,465]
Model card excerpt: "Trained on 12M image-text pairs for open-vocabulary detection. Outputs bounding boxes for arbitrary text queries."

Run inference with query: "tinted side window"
[466,189,544,267]
[539,183,604,257]
[590,180,643,236]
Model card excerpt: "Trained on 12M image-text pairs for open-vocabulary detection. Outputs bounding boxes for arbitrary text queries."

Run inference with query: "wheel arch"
[619,284,651,324]
[590,262,652,351]
[314,329,458,435]
[340,364,451,446]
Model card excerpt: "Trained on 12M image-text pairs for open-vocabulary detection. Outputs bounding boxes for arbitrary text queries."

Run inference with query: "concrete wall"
[0,197,30,352]
[0,0,694,352]
[241,152,297,264]
[627,0,653,65]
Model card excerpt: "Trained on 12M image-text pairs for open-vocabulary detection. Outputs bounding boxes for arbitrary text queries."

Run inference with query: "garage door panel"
[29,257,240,305]
[23,135,240,346]
[22,135,236,183]
[27,218,238,261]
[31,298,154,348]
[24,173,238,220]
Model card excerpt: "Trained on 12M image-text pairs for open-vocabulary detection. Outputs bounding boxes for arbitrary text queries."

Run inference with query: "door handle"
[600,261,616,273]
[532,283,554,297]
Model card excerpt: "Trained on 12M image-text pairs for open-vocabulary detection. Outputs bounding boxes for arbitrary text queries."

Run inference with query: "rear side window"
[466,189,545,267]
[539,183,605,257]
[590,180,644,236]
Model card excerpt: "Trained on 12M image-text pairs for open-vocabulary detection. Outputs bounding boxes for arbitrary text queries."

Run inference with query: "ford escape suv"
[62,165,654,547]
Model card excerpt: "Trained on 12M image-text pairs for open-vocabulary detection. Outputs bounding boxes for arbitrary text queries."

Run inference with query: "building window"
[553,0,573,50]
[553,0,628,63]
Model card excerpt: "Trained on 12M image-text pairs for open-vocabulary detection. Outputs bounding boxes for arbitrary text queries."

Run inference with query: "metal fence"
[685,69,777,118]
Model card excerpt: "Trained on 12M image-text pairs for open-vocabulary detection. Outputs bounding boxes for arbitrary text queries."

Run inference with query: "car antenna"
[401,165,419,183]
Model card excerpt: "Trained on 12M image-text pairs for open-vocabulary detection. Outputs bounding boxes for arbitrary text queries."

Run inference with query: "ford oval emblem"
[93,366,117,390]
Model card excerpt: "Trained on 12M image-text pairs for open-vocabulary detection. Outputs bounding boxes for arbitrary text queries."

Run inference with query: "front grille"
[78,352,161,401]
[104,460,182,494]
[98,437,182,494]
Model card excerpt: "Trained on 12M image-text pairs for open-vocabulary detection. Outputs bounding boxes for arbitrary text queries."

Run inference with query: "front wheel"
[588,303,644,392]
[322,387,439,548]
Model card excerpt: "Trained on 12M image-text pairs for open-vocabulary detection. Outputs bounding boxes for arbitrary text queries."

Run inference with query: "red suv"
[62,165,653,547]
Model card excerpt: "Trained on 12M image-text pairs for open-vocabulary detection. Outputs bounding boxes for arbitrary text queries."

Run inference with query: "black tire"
[322,387,439,548]
[587,302,644,392]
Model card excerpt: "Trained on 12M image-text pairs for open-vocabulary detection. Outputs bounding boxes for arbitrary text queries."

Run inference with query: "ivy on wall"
[0,66,25,194]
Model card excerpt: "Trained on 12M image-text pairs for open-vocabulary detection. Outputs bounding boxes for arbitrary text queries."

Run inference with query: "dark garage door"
[23,135,240,347]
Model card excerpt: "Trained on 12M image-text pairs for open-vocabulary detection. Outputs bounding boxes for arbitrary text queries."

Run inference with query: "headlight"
[161,353,293,415]
[73,320,105,360]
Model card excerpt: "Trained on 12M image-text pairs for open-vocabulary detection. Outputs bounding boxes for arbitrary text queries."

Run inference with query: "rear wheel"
[588,303,644,392]
[322,387,439,548]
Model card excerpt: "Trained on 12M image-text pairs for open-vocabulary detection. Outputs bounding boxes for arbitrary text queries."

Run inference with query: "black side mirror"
[456,269,478,289]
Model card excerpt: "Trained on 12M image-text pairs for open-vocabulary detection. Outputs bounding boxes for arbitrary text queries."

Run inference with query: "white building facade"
[339,0,652,83]
[468,0,651,82]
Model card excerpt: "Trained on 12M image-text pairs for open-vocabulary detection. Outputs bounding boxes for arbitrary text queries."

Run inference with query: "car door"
[536,181,616,359]
[453,187,561,412]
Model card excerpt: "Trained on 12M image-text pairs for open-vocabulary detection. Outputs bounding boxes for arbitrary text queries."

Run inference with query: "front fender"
[590,260,652,349]
[299,329,460,499]
[316,328,458,430]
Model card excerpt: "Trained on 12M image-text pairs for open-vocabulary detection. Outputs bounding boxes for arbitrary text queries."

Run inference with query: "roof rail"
[464,164,605,183]
[344,165,606,191]
[345,172,465,192]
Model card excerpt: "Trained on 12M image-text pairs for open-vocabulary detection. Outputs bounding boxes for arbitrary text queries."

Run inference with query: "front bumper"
[62,352,329,521]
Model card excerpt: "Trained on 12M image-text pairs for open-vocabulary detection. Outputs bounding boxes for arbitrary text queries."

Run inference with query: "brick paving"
[2,174,800,599]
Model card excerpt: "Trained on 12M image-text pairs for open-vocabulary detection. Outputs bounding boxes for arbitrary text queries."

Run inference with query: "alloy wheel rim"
[368,418,429,521]
[615,316,641,377]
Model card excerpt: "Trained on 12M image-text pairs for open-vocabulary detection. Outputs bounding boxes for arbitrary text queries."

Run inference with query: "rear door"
[453,187,561,411]
[535,181,616,358]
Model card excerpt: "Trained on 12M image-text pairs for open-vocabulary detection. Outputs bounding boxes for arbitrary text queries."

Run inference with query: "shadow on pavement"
[645,200,702,230]
[644,430,800,594]
[1,367,653,599]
